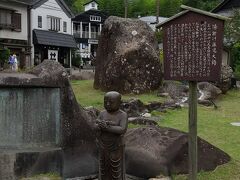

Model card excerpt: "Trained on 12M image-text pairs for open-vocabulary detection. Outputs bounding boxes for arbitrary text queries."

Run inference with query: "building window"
[47,16,60,31]
[90,15,101,22]
[38,16,42,28]
[0,9,21,32]
[82,43,88,49]
[12,13,21,31]
[92,2,95,7]
[0,9,21,31]
[63,21,67,32]
[0,9,12,27]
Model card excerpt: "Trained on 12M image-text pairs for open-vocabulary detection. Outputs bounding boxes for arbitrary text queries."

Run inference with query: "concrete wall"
[0,2,28,41]
[0,88,60,149]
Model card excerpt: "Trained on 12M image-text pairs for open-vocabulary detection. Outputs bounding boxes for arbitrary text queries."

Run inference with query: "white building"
[72,0,108,63]
[0,0,31,68]
[31,0,77,68]
[84,0,99,11]
[0,0,76,68]
[139,16,168,31]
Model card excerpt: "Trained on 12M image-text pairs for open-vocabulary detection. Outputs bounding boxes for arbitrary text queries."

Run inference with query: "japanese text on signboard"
[163,13,224,81]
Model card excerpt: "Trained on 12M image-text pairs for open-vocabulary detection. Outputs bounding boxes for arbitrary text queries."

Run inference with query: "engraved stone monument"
[0,88,60,149]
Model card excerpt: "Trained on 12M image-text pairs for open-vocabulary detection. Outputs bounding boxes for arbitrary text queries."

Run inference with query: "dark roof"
[83,0,98,6]
[33,29,77,48]
[7,0,33,5]
[212,0,240,13]
[156,5,229,28]
[72,9,108,22]
[0,5,16,11]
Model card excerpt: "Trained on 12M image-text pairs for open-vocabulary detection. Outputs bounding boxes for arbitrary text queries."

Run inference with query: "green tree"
[0,48,10,69]
[98,0,125,17]
[159,0,182,17]
[183,0,221,11]
[225,10,240,47]
[224,10,240,76]
[73,0,89,12]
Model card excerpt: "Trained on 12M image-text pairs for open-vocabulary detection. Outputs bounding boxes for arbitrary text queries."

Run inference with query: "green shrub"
[72,54,82,67]
[0,48,10,68]
[155,30,163,43]
[231,43,240,79]
[233,63,240,80]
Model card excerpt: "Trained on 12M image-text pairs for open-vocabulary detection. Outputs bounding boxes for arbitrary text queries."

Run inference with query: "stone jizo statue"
[94,91,128,180]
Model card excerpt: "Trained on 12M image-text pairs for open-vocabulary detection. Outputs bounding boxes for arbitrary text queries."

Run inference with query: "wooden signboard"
[157,5,228,180]
[162,10,225,81]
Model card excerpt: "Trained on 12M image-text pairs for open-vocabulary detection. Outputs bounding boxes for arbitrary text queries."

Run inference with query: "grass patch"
[159,90,240,179]
[20,173,61,180]
[159,90,240,161]
[128,123,146,129]
[71,80,165,109]
[173,160,240,180]
[71,80,240,179]
[71,80,105,109]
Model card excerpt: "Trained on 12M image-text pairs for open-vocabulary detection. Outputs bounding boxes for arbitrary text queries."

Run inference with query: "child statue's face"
[104,92,121,112]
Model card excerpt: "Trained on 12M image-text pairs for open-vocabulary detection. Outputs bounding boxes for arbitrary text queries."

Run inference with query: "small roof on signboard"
[156,5,230,28]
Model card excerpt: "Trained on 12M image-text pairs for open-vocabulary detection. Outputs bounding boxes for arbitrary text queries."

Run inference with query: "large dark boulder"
[120,98,148,117]
[125,126,230,178]
[94,16,162,94]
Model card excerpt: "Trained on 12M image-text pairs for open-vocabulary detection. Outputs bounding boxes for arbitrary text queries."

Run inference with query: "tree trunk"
[156,0,160,23]
[124,0,128,18]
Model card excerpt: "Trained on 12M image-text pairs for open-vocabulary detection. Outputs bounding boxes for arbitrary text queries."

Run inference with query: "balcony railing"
[73,31,81,38]
[73,31,101,39]
[0,23,15,29]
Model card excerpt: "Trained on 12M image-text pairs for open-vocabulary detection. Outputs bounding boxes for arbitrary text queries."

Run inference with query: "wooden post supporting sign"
[188,81,198,179]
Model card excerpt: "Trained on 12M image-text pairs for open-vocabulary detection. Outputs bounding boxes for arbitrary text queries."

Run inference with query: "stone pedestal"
[0,148,63,179]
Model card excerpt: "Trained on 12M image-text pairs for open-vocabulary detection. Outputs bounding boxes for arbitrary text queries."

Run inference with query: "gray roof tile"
[33,29,77,48]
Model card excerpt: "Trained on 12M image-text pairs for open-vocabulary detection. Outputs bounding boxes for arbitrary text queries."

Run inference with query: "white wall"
[0,2,28,41]
[30,0,73,62]
[84,2,98,11]
[31,0,72,35]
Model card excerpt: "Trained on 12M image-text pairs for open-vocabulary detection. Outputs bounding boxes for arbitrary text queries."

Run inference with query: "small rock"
[230,122,240,126]
[157,92,169,97]
[149,177,171,180]
[132,30,138,36]
[141,113,151,118]
[198,99,212,106]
